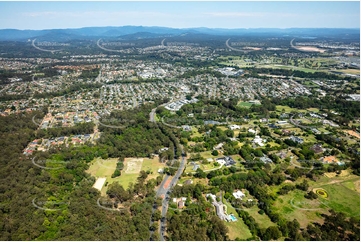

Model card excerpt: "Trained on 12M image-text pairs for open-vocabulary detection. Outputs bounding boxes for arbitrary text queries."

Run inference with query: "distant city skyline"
[0,1,359,30]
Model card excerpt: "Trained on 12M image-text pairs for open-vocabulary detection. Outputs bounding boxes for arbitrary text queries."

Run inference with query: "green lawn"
[238,101,260,108]
[318,181,360,218]
[272,189,325,228]
[86,157,118,178]
[141,157,166,180]
[87,157,165,193]
[242,205,276,229]
[276,105,294,113]
[272,173,360,228]
[222,199,253,240]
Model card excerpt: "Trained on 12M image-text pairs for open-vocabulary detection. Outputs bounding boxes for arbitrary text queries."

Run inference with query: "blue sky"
[0,1,359,30]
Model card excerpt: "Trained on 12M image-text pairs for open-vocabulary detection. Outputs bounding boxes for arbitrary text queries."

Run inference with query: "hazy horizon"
[0,1,359,30]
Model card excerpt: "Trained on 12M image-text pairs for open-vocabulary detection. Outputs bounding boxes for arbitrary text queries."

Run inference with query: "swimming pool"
[229,214,237,221]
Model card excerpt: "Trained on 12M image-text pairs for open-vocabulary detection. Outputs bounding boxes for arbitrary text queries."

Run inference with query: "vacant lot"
[87,157,166,192]
[272,189,325,228]
[237,101,260,108]
[272,172,360,227]
[124,158,143,174]
[86,157,118,178]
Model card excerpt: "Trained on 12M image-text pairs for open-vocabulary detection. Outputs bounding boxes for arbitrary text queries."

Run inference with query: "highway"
[96,38,123,53]
[32,39,61,53]
[225,38,246,52]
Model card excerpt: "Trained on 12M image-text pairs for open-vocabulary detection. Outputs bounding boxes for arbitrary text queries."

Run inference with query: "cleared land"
[87,157,166,193]
[237,101,261,108]
[124,158,143,174]
[93,177,106,191]
[272,171,360,228]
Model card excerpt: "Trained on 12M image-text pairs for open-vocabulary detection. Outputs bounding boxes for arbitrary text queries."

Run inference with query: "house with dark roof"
[216,156,236,166]
[310,144,324,154]
[290,135,304,144]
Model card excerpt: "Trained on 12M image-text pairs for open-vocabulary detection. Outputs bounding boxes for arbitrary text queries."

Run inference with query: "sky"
[0,1,359,30]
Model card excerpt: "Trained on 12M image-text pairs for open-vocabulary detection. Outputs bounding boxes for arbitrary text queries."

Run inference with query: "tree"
[212,150,219,156]
[111,169,121,178]
[263,226,282,240]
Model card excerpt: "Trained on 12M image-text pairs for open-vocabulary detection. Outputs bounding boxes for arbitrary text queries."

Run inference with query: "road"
[149,103,186,240]
[96,38,123,53]
[289,114,313,130]
[32,39,61,53]
[225,38,246,52]
[159,148,187,241]
[148,149,186,241]
[149,108,157,122]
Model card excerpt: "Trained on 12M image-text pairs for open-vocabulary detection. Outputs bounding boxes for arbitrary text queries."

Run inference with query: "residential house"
[310,144,324,154]
[178,201,185,209]
[290,135,304,144]
[229,124,241,130]
[233,190,245,200]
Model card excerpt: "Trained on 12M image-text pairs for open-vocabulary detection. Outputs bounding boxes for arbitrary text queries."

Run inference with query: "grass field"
[141,157,166,180]
[272,189,325,228]
[86,157,118,178]
[337,68,360,75]
[87,157,166,194]
[317,179,360,218]
[238,101,261,108]
[272,172,360,227]
[86,158,118,195]
[242,205,276,229]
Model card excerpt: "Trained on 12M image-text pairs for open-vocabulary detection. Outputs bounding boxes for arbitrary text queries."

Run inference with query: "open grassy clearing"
[86,157,118,178]
[275,105,309,114]
[184,161,220,173]
[272,189,325,228]
[237,101,261,108]
[258,64,317,73]
[316,181,360,218]
[337,68,360,75]
[141,157,166,180]
[87,157,166,193]
[242,205,276,229]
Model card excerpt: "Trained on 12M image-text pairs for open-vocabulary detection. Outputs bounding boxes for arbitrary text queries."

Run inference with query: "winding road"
[32,39,62,53]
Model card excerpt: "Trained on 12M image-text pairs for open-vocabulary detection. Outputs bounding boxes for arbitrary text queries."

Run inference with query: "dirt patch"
[124,158,143,174]
[93,177,106,191]
[324,172,337,178]
[339,170,350,177]
[345,130,360,139]
[296,46,326,53]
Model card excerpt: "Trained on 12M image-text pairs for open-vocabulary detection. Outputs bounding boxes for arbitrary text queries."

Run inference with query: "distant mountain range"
[0,26,359,41]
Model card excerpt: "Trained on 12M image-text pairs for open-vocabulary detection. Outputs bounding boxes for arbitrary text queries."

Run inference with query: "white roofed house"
[233,190,245,200]
[229,124,241,130]
[253,135,265,147]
